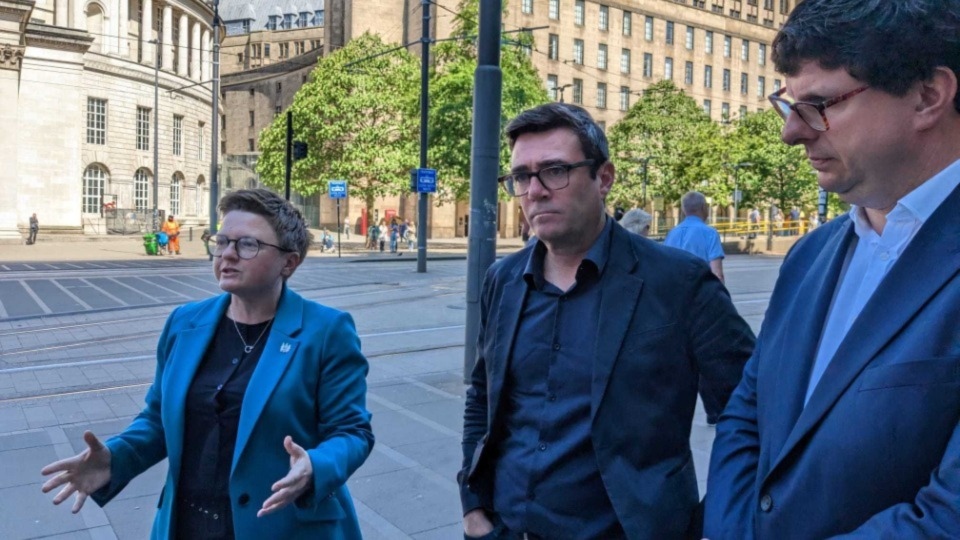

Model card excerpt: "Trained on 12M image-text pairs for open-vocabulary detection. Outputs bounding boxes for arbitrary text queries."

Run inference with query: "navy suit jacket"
[704,184,960,539]
[460,222,755,539]
[92,287,373,539]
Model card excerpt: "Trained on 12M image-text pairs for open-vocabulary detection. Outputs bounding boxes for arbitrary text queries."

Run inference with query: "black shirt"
[176,316,272,540]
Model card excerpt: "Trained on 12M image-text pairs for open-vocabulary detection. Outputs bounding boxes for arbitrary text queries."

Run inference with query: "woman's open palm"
[41,431,112,513]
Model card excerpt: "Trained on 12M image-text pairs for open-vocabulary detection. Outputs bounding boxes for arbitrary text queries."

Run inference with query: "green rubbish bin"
[143,233,158,255]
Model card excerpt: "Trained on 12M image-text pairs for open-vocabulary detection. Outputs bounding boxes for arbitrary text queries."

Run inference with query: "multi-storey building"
[1,0,218,240]
[216,0,795,238]
[517,0,793,127]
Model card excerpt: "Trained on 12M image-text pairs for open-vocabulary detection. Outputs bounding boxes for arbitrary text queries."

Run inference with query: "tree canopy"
[428,0,550,201]
[723,109,819,212]
[256,33,420,212]
[607,81,725,209]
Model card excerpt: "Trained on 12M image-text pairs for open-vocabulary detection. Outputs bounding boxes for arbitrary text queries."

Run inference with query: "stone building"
[1,0,217,240]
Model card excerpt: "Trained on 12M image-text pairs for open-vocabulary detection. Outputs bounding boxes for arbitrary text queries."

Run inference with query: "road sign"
[329,180,348,199]
[416,168,437,193]
[733,189,743,203]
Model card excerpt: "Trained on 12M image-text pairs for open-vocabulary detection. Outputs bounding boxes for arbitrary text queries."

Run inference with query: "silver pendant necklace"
[232,317,274,354]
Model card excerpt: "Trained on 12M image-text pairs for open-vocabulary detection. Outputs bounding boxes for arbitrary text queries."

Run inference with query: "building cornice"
[84,54,216,105]
[24,23,95,53]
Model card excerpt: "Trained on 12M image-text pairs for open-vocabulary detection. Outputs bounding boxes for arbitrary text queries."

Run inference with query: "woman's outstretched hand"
[258,435,315,518]
[41,431,112,513]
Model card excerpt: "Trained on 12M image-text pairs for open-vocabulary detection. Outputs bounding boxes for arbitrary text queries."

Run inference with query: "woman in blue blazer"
[41,189,373,539]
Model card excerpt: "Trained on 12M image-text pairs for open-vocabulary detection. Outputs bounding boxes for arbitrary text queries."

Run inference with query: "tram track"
[0,333,467,404]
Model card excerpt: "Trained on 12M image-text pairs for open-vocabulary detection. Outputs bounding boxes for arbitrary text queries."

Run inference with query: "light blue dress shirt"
[663,215,725,262]
[805,158,960,404]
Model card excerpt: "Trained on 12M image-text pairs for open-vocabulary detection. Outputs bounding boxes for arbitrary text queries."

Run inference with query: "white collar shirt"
[805,158,960,405]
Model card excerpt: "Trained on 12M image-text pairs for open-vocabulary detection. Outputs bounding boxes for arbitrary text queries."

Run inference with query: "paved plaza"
[0,241,781,539]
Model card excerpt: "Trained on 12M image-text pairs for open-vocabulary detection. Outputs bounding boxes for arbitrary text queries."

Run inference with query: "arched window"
[86,3,105,53]
[170,173,183,216]
[134,168,151,211]
[82,164,108,214]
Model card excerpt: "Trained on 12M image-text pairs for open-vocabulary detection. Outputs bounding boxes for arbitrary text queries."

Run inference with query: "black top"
[493,218,625,539]
[176,315,272,540]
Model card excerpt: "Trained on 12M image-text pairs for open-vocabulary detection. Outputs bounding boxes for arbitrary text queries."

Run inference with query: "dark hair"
[773,0,960,112]
[218,188,310,260]
[505,103,610,177]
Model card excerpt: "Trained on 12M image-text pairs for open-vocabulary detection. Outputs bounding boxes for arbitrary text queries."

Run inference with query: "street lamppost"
[726,161,752,221]
[557,83,572,103]
[634,155,656,207]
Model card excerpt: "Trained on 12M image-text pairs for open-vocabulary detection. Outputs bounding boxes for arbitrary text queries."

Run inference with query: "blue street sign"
[416,168,437,193]
[328,180,348,199]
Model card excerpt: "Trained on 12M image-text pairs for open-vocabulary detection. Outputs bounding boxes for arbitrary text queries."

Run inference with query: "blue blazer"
[92,287,374,539]
[704,184,960,539]
[460,222,755,538]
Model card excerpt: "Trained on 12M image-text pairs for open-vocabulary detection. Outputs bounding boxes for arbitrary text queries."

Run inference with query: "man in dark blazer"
[459,103,755,539]
[704,1,960,538]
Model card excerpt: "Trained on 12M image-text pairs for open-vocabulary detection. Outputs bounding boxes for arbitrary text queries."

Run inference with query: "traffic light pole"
[285,111,293,201]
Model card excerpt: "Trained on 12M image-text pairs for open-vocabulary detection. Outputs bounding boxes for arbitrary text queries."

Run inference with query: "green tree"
[725,110,819,213]
[428,0,550,201]
[607,81,725,209]
[256,33,420,216]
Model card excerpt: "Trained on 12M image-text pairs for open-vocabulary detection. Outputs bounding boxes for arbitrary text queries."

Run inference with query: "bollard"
[189,227,193,241]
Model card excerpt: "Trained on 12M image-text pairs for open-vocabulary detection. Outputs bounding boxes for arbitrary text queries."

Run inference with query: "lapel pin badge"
[280,342,291,353]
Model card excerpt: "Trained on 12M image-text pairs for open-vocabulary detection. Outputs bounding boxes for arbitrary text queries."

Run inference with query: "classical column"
[190,20,201,80]
[142,0,153,65]
[55,0,67,26]
[162,5,172,70]
[74,0,87,30]
[0,43,26,239]
[201,27,210,81]
[176,14,188,76]
[119,0,129,56]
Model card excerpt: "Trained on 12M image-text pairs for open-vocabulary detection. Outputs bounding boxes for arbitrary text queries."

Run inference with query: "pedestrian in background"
[27,213,38,245]
[161,215,181,255]
[665,191,726,284]
[342,215,350,239]
[705,1,960,537]
[40,188,373,539]
[406,220,416,251]
[460,102,754,539]
[389,220,399,253]
[378,221,387,252]
[367,221,379,250]
[618,208,652,237]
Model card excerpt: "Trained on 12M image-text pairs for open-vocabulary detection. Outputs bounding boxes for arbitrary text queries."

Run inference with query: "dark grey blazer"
[460,221,755,539]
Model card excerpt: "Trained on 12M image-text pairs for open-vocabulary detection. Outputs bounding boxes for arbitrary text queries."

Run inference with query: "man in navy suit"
[459,103,755,539]
[704,1,960,538]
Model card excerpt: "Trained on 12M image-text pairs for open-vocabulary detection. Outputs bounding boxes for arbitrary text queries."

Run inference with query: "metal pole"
[153,48,160,233]
[734,168,739,220]
[463,0,503,381]
[416,0,431,273]
[818,188,828,225]
[642,162,648,207]
[285,111,293,200]
[208,1,221,245]
[336,198,342,258]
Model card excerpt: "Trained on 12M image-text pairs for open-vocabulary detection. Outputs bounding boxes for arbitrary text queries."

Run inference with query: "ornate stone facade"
[1,0,217,240]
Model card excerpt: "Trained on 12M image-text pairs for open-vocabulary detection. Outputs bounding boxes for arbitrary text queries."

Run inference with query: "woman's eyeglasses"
[210,235,294,259]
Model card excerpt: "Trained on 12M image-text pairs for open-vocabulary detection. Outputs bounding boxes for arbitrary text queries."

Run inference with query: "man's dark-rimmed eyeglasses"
[211,235,294,259]
[768,86,869,132]
[498,160,596,197]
